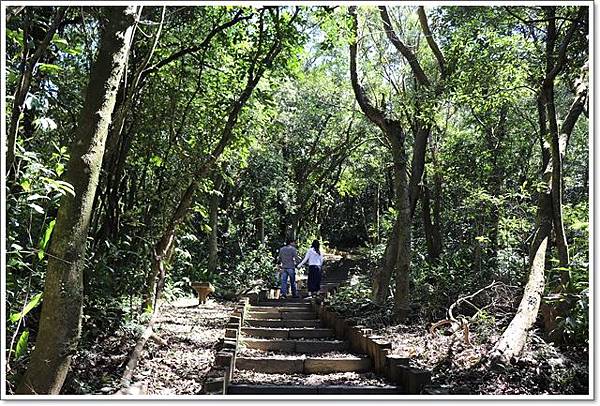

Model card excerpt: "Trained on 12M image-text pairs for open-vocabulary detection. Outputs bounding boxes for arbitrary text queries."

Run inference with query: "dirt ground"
[375,322,588,395]
[62,297,234,395]
[327,254,589,396]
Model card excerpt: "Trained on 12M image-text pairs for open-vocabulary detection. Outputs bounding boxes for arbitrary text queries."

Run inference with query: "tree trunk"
[491,92,553,362]
[422,171,442,262]
[392,167,412,320]
[431,147,443,254]
[207,173,223,275]
[545,82,570,272]
[540,5,587,279]
[16,7,137,394]
[375,212,400,303]
[349,6,440,318]
[7,7,67,183]
[142,180,197,311]
[493,53,587,359]
[487,108,507,260]
[492,184,553,361]
[372,129,406,304]
[375,182,381,244]
[408,124,430,216]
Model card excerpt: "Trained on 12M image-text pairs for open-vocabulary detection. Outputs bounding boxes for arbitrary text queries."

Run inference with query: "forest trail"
[228,258,401,394]
[5,5,589,397]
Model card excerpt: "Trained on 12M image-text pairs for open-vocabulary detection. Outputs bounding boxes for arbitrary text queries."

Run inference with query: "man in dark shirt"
[277,239,300,298]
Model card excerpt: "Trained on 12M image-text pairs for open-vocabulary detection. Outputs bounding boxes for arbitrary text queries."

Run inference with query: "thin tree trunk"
[7,7,67,182]
[371,131,407,304]
[375,182,381,244]
[488,108,507,260]
[207,173,223,275]
[376,212,400,302]
[142,180,197,311]
[392,157,412,319]
[546,84,570,271]
[141,10,292,309]
[16,7,137,394]
[541,6,586,278]
[422,171,441,262]
[408,124,430,216]
[431,148,443,254]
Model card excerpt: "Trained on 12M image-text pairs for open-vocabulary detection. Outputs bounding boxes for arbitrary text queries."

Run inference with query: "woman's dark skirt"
[307,265,322,293]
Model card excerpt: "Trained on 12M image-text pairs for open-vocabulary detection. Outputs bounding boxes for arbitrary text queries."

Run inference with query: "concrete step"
[241,327,289,339]
[250,300,312,310]
[288,328,335,339]
[241,327,335,339]
[250,305,314,312]
[241,338,348,353]
[227,384,401,394]
[235,356,372,374]
[260,298,311,304]
[244,318,322,328]
[247,311,317,320]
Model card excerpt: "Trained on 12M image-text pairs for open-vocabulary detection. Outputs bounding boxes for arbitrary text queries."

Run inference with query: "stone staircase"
[228,275,401,394]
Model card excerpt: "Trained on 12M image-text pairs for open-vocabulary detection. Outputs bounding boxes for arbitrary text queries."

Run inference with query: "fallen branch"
[150,333,167,346]
[429,319,453,335]
[119,302,162,388]
[448,280,501,321]
[431,281,502,345]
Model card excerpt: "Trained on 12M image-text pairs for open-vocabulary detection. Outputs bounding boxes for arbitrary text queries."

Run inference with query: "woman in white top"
[297,239,324,296]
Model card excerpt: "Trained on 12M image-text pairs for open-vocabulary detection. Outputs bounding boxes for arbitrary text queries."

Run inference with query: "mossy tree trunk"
[16,6,137,394]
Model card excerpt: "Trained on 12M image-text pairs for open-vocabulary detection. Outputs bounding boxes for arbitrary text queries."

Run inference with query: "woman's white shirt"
[297,247,323,267]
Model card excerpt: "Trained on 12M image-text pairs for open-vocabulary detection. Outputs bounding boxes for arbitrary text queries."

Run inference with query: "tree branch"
[544,6,586,85]
[140,10,252,80]
[379,6,430,87]
[349,6,388,131]
[417,6,445,78]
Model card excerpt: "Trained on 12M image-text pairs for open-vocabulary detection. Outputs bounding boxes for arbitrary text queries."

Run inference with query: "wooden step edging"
[313,299,432,395]
[203,297,250,395]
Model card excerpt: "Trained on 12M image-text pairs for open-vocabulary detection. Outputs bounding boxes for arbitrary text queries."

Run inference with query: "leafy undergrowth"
[61,296,234,395]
